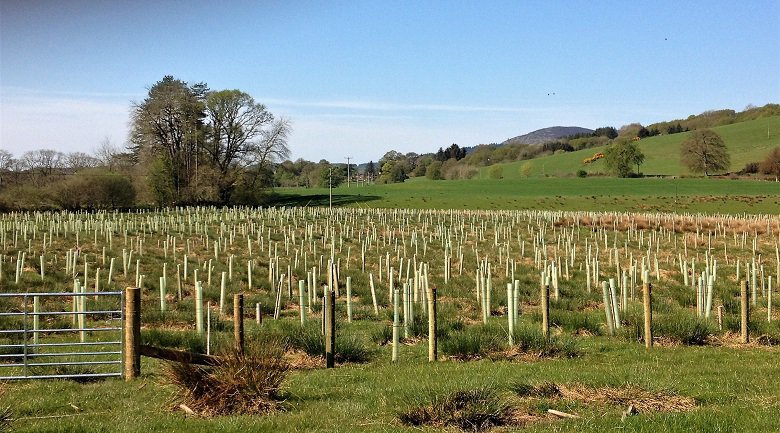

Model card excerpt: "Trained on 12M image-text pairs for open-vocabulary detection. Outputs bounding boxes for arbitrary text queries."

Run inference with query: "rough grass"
[162,340,289,417]
[399,388,515,432]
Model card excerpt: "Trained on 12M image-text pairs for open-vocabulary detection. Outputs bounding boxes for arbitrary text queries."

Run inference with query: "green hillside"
[486,116,780,179]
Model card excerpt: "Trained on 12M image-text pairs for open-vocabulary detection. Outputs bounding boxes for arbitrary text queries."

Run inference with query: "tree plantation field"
[484,116,780,178]
[1,207,780,433]
[276,176,780,214]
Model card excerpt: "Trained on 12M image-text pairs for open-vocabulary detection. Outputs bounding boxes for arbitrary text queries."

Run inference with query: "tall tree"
[603,140,645,177]
[203,89,275,202]
[680,129,730,175]
[130,75,207,203]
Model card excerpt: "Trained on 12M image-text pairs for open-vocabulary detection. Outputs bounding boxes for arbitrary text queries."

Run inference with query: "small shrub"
[162,340,289,416]
[399,388,514,432]
[576,169,587,178]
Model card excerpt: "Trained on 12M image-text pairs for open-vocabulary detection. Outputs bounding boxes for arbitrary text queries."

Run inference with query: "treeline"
[647,104,780,134]
[0,75,291,211]
[0,145,139,211]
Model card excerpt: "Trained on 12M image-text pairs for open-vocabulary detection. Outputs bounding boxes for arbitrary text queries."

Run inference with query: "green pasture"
[273,176,780,214]
[485,116,780,178]
[4,336,780,433]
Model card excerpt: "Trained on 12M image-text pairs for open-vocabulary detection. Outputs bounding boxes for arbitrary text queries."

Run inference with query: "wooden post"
[428,286,437,361]
[346,276,353,323]
[541,282,550,341]
[740,280,750,344]
[324,289,336,368]
[233,294,244,355]
[124,287,141,380]
[643,282,652,348]
[392,285,400,362]
[299,280,306,325]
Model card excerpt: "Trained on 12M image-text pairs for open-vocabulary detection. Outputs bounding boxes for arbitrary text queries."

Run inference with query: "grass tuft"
[162,340,289,417]
[399,388,514,432]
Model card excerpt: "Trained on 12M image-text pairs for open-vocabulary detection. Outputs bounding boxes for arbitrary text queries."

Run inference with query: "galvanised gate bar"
[0,291,124,380]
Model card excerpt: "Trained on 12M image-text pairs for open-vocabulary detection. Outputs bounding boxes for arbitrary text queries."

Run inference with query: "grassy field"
[273,176,780,214]
[1,207,779,432]
[484,116,780,178]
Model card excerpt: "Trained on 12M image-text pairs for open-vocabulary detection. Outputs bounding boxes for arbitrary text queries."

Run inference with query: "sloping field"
[489,116,780,178]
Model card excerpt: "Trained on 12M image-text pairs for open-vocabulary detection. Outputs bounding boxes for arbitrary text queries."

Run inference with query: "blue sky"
[1,1,778,163]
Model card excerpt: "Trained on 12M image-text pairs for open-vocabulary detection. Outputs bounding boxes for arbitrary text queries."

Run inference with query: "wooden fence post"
[428,286,437,362]
[234,294,244,355]
[324,289,336,368]
[643,282,652,348]
[541,283,550,341]
[741,280,750,344]
[124,287,141,380]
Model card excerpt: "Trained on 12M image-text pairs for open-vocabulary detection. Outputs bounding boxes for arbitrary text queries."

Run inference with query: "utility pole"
[345,157,352,188]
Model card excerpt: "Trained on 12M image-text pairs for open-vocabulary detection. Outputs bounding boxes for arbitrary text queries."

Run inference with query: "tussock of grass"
[510,324,580,359]
[399,388,515,432]
[654,312,714,345]
[441,325,505,359]
[162,340,289,417]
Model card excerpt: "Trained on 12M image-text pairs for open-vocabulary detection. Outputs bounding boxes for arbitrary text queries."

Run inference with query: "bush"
[576,169,587,178]
[162,340,289,416]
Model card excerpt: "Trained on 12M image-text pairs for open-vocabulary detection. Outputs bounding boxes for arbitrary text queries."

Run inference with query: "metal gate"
[0,291,124,380]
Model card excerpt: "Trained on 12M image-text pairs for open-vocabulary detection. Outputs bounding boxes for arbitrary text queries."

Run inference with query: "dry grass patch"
[512,382,697,414]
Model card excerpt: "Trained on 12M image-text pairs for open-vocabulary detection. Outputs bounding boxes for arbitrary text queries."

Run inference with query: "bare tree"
[94,136,122,171]
[250,118,291,167]
[203,90,274,201]
[680,129,730,175]
[66,152,100,171]
[0,149,15,187]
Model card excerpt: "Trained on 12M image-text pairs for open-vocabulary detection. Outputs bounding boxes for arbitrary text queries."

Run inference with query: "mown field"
[1,206,779,432]
[274,176,780,214]
[484,115,780,178]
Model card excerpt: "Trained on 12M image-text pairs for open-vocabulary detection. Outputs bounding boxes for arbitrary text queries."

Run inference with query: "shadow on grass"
[266,192,381,207]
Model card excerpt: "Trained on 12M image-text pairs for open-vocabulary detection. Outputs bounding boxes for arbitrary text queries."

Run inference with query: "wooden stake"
[740,280,750,344]
[643,282,652,348]
[428,286,437,362]
[233,294,244,355]
[124,287,141,380]
[324,289,336,368]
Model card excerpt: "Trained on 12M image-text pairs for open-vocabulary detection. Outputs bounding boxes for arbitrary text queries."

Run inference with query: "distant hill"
[483,116,780,178]
[502,126,594,146]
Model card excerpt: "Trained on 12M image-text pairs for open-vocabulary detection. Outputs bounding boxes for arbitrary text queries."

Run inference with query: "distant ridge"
[501,126,594,146]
